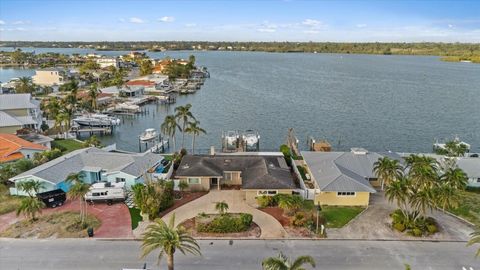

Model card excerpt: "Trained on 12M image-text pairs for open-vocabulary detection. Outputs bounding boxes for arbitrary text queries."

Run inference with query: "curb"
[440,209,476,227]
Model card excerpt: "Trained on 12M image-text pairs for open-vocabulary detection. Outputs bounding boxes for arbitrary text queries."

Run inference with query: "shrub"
[257,195,272,208]
[240,213,253,227]
[393,222,406,232]
[197,213,253,233]
[412,228,423,237]
[426,224,438,234]
[292,212,308,227]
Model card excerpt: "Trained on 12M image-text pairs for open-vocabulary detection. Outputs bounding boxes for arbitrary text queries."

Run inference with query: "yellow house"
[175,153,298,205]
[301,148,379,206]
[32,68,65,86]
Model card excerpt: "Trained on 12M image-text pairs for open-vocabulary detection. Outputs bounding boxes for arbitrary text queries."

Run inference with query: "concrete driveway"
[135,190,286,239]
[327,192,474,241]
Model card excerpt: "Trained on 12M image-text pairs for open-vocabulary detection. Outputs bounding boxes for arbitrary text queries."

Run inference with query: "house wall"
[314,191,370,206]
[4,108,28,117]
[104,171,138,188]
[19,149,45,160]
[10,176,56,196]
[32,71,64,86]
[222,171,242,186]
[244,189,293,205]
[177,177,211,191]
[468,177,480,187]
[0,125,22,134]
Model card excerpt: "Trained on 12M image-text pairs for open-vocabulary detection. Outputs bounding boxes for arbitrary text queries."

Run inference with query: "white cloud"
[0,20,5,25]
[257,28,276,33]
[302,19,322,27]
[12,20,29,25]
[185,23,197,27]
[129,17,145,24]
[356,24,367,28]
[118,18,126,23]
[15,27,26,31]
[159,16,175,23]
[303,30,320,34]
[257,21,277,33]
[448,24,454,28]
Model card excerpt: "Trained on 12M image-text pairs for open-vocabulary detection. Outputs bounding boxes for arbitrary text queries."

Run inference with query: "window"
[337,192,356,197]
[257,190,278,196]
[477,178,480,183]
[188,178,200,184]
[116,177,126,183]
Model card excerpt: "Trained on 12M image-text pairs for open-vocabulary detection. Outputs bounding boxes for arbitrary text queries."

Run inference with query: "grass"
[0,185,22,215]
[163,155,173,161]
[320,206,365,228]
[51,139,85,153]
[129,207,143,230]
[0,211,101,238]
[448,190,480,226]
[296,166,308,181]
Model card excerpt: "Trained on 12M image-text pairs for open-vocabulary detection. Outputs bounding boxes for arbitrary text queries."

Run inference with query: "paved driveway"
[327,192,474,241]
[135,190,286,239]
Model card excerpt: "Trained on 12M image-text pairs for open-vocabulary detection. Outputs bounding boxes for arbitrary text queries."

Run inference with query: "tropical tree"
[410,189,434,218]
[141,214,201,270]
[17,179,44,197]
[44,97,61,120]
[434,185,460,212]
[16,196,45,221]
[54,112,70,138]
[184,121,206,154]
[140,59,153,76]
[88,83,99,111]
[441,167,468,190]
[215,201,229,215]
[384,177,409,215]
[161,115,181,152]
[174,104,196,149]
[15,76,35,94]
[262,252,316,270]
[66,173,90,226]
[467,227,480,257]
[373,157,404,190]
[178,181,189,193]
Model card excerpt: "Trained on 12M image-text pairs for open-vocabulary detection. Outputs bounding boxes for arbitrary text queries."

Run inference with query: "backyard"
[51,139,84,153]
[448,189,480,226]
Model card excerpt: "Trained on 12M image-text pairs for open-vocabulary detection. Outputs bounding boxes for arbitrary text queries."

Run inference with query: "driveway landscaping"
[134,190,287,239]
[327,192,474,241]
[0,199,133,238]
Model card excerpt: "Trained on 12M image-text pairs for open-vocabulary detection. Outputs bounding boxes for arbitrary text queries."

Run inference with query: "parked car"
[36,189,67,208]
[84,182,126,205]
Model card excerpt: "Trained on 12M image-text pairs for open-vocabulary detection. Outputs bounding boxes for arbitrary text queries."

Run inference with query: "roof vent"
[224,159,231,166]
[351,148,368,155]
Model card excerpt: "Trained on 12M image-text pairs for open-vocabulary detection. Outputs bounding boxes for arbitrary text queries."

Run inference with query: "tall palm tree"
[66,173,90,226]
[373,157,404,190]
[410,189,434,218]
[16,196,45,221]
[141,214,201,270]
[15,76,35,94]
[215,201,229,215]
[405,155,439,190]
[262,252,316,270]
[441,167,468,190]
[88,83,99,111]
[434,184,460,212]
[161,115,181,152]
[467,227,480,257]
[45,97,61,120]
[17,180,44,197]
[174,104,196,149]
[384,177,409,214]
[185,121,206,154]
[54,112,69,138]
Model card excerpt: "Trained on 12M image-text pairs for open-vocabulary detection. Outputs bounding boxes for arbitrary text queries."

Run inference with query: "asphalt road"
[0,239,478,270]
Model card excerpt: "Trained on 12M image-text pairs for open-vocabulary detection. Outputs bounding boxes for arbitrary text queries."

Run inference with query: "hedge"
[196,213,253,233]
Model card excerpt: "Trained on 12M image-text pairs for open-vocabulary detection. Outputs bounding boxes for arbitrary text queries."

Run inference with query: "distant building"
[100,85,144,97]
[17,132,53,149]
[0,94,43,133]
[0,133,48,163]
[96,57,122,68]
[32,68,66,86]
[128,74,170,92]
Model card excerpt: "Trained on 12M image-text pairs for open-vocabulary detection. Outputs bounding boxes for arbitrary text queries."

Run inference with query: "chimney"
[210,146,215,156]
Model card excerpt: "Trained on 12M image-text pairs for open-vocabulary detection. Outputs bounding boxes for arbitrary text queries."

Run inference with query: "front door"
[210,178,218,186]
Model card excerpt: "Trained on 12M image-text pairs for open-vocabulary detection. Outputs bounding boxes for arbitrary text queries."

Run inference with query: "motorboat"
[90,113,121,125]
[140,128,157,141]
[222,130,239,151]
[433,135,471,155]
[73,116,112,127]
[242,130,260,152]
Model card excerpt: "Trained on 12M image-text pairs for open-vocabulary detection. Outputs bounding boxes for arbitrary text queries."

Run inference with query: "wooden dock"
[71,126,113,136]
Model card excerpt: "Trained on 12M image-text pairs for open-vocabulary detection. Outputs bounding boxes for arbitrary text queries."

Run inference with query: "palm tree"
[54,112,69,138]
[410,189,434,218]
[434,184,460,212]
[373,157,403,190]
[17,180,45,197]
[15,76,35,94]
[88,83,99,111]
[385,177,409,214]
[16,196,45,221]
[44,97,61,120]
[161,115,181,152]
[405,155,439,190]
[141,214,201,270]
[441,167,468,190]
[215,201,229,215]
[262,252,316,270]
[66,173,90,226]
[174,104,196,149]
[184,121,206,154]
[467,227,480,257]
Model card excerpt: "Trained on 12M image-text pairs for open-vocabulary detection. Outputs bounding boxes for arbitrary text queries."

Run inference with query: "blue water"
[1,47,480,153]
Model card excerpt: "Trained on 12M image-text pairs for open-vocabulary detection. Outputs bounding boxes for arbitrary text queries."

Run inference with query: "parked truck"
[36,189,67,208]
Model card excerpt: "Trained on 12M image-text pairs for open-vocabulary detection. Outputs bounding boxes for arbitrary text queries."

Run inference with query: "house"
[0,133,48,163]
[96,57,122,68]
[128,74,170,92]
[456,157,480,188]
[301,148,379,206]
[32,68,66,86]
[17,132,53,149]
[9,147,164,196]
[0,94,43,133]
[174,153,298,204]
[125,80,157,92]
[100,85,144,97]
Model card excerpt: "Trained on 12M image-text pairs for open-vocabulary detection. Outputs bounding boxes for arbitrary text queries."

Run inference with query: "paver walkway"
[327,192,474,241]
[134,190,287,239]
[0,200,133,239]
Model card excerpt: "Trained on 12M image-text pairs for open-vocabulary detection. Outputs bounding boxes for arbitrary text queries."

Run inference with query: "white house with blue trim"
[9,147,163,196]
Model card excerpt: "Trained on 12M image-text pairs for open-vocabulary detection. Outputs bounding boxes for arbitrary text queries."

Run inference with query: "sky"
[0,0,479,42]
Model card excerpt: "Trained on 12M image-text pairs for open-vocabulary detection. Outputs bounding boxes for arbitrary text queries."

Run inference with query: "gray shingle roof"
[176,154,297,189]
[10,147,163,184]
[0,94,37,110]
[301,150,378,193]
[457,158,480,178]
[0,111,23,127]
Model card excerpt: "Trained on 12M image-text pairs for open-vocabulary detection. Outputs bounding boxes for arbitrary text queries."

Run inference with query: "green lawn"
[321,206,365,228]
[448,190,480,226]
[51,139,85,153]
[129,207,143,230]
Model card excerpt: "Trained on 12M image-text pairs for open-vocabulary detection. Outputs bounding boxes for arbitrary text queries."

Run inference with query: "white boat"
[73,116,112,127]
[90,113,121,125]
[115,102,140,111]
[222,130,239,151]
[140,128,157,141]
[433,135,471,154]
[243,130,260,152]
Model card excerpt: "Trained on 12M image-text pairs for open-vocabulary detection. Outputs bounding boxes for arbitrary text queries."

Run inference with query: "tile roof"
[176,154,297,189]
[0,133,47,163]
[301,150,379,193]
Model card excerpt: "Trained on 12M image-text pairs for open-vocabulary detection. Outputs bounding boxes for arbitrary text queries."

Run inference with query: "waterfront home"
[0,94,42,133]
[174,152,298,204]
[125,80,157,92]
[301,148,379,206]
[128,74,170,92]
[96,57,122,68]
[17,132,53,149]
[100,85,144,97]
[1,78,19,94]
[9,147,164,196]
[456,157,480,188]
[32,68,66,86]
[0,133,47,163]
